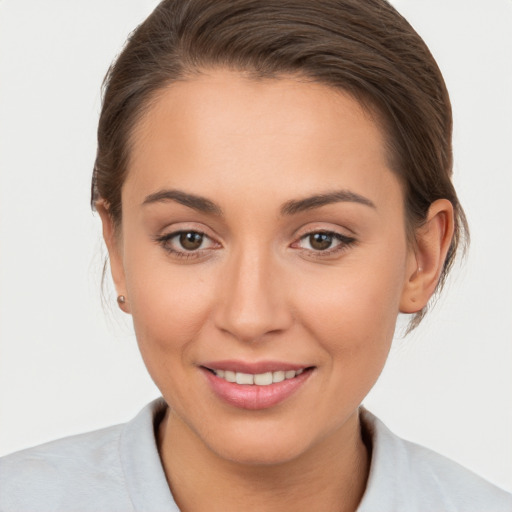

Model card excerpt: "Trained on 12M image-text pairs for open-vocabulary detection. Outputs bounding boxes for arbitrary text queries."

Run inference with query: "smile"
[202,363,314,410]
[211,368,304,386]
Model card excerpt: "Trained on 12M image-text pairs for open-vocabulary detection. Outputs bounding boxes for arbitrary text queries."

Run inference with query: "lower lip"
[202,368,313,410]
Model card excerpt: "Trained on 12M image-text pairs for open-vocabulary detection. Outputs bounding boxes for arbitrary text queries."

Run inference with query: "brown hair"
[91,0,469,329]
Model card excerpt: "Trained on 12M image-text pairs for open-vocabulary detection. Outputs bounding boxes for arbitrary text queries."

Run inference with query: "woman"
[1,1,511,510]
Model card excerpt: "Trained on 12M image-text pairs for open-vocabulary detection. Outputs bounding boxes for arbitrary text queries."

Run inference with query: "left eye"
[297,231,353,251]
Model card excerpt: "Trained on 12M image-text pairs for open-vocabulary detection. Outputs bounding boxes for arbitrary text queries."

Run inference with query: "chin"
[194,415,327,467]
[210,435,311,467]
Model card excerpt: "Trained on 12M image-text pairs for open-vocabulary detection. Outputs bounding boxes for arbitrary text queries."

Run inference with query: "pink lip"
[201,359,308,374]
[201,362,314,410]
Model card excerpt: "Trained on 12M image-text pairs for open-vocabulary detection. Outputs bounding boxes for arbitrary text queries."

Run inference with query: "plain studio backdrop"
[0,0,511,493]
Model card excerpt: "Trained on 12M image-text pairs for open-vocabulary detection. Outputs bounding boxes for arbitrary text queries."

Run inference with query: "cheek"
[292,263,404,420]
[123,247,214,375]
[294,248,407,363]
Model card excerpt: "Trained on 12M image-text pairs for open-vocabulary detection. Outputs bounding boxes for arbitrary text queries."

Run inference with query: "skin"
[98,70,454,512]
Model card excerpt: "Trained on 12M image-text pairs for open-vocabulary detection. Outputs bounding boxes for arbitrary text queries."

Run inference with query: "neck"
[158,409,370,512]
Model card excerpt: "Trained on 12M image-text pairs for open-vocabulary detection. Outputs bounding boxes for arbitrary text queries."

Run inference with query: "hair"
[91,0,469,329]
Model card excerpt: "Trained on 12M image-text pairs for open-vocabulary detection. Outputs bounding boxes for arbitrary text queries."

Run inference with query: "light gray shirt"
[1,398,511,511]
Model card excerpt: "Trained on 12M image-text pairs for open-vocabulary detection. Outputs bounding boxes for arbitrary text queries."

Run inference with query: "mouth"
[200,362,315,410]
[204,367,308,385]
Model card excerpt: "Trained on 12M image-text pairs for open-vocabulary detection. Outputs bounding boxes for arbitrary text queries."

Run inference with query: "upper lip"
[201,360,311,374]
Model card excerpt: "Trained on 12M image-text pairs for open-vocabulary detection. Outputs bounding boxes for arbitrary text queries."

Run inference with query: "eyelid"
[154,220,222,243]
[154,225,222,259]
[295,229,354,246]
[165,230,216,248]
[290,228,357,257]
[292,223,356,242]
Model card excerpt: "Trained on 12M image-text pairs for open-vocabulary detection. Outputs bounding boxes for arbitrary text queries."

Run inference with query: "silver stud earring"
[117,295,126,305]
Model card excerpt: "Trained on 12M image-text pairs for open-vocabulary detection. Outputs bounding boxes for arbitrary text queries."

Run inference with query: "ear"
[96,200,131,314]
[400,199,455,313]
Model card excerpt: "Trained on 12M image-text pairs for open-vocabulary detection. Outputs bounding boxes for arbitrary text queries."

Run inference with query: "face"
[107,70,418,465]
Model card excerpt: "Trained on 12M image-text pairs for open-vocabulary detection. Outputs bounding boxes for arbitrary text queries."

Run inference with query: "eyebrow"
[280,190,376,215]
[143,189,223,215]
[142,188,375,217]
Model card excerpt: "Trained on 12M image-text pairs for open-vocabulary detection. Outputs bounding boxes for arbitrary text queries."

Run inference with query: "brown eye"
[179,231,204,250]
[294,230,356,256]
[156,229,219,257]
[309,232,334,251]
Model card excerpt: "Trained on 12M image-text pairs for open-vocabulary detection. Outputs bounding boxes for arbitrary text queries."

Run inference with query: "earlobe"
[400,199,454,314]
[96,200,131,314]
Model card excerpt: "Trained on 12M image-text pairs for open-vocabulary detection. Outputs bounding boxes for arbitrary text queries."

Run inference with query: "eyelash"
[154,231,218,260]
[154,229,356,260]
[292,230,356,258]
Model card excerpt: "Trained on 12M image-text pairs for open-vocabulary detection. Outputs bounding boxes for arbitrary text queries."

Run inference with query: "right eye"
[176,231,207,251]
[156,230,218,258]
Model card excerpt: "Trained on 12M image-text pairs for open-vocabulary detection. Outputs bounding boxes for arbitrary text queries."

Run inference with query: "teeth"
[236,372,254,385]
[254,372,272,386]
[272,371,285,383]
[225,370,236,383]
[213,368,306,385]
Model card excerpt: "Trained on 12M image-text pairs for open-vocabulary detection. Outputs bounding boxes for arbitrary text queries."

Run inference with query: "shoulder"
[358,408,512,512]
[0,398,174,512]
[0,423,133,512]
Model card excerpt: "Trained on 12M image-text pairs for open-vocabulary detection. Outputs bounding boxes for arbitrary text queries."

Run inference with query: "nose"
[213,247,293,343]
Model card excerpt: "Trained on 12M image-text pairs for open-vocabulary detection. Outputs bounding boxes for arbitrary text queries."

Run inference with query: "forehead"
[124,70,401,211]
